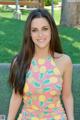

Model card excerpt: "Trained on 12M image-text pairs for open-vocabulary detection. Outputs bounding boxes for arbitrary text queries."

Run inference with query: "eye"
[31,29,37,32]
[42,27,48,31]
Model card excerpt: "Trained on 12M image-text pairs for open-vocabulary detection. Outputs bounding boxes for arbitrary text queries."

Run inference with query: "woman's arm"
[62,55,74,120]
[7,90,22,120]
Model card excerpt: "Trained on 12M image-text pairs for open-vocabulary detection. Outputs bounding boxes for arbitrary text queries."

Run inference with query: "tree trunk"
[60,0,80,27]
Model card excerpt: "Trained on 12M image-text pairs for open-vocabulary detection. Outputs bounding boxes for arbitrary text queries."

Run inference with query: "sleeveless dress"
[17,55,67,120]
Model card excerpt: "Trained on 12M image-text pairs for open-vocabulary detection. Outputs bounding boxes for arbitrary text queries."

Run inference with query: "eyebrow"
[31,26,49,29]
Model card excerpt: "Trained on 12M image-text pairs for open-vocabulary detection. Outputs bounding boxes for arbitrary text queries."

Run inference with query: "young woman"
[7,8,74,120]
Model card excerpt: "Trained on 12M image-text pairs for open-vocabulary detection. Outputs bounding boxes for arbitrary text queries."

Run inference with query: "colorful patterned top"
[18,55,67,120]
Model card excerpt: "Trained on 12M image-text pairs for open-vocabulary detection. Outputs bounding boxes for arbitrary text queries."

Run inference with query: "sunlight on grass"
[72,42,80,50]
[0,12,13,18]
[0,31,5,35]
[60,35,74,42]
[0,7,61,24]
[54,8,61,25]
[4,48,17,55]
[0,6,80,63]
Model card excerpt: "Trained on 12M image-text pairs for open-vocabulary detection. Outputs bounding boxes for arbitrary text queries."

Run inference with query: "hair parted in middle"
[9,8,63,95]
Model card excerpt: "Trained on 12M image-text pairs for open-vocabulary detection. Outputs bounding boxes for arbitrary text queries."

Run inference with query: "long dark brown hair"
[9,8,63,95]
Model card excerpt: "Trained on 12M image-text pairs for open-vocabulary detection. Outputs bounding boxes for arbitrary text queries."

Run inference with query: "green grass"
[54,8,61,24]
[0,7,80,63]
[58,25,80,63]
[0,6,61,24]
[0,17,24,62]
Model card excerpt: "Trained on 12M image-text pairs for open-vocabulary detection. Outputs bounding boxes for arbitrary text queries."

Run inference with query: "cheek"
[31,33,36,40]
[31,34,38,44]
[31,31,37,37]
[46,31,51,40]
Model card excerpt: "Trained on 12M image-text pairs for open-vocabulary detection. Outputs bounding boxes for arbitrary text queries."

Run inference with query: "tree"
[60,0,80,26]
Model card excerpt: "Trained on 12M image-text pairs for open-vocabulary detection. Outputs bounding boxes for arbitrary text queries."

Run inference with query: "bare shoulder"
[54,52,73,68]
[62,54,72,63]
[54,52,72,64]
[60,53,73,72]
[63,54,73,67]
[54,52,73,75]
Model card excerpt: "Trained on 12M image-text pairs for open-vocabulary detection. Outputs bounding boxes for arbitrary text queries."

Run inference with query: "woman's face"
[31,17,51,52]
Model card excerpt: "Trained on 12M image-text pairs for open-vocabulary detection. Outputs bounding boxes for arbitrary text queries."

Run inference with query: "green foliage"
[45,0,52,6]
[54,0,59,5]
[45,0,59,6]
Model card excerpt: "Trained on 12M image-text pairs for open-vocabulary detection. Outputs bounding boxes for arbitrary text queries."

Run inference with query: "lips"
[37,39,45,42]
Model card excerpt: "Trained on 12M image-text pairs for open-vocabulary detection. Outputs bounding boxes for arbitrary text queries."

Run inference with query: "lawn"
[0,6,80,120]
[0,7,80,63]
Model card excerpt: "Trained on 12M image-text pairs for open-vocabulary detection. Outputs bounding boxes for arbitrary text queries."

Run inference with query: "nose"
[38,30,43,37]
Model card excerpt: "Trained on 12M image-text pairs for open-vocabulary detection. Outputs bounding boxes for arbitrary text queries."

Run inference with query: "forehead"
[31,17,50,27]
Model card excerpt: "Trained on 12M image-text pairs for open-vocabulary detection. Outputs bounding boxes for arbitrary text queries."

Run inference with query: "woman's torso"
[18,53,67,120]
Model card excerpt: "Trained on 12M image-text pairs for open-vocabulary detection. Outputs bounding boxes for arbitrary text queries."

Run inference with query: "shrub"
[45,0,59,6]
[45,0,52,6]
[54,0,59,5]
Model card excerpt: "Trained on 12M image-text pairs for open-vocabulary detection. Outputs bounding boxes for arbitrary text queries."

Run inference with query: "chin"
[38,45,48,49]
[37,44,49,48]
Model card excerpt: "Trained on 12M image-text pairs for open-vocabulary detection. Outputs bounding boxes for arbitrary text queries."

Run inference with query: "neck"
[34,49,50,58]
